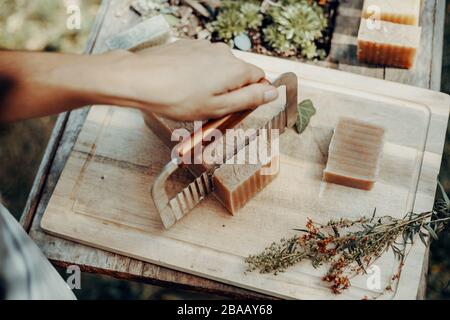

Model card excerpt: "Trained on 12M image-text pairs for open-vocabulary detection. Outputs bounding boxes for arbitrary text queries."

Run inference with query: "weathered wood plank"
[384,0,436,87]
[430,0,446,91]
[328,0,384,78]
[417,0,446,300]
[20,0,111,231]
[20,113,69,231]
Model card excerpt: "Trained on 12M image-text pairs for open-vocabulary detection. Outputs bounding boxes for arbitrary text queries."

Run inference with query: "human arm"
[0,40,279,123]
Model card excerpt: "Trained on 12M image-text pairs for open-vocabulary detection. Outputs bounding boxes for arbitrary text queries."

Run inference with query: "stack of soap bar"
[362,0,421,25]
[143,88,286,214]
[323,117,385,191]
[357,18,421,69]
[106,15,172,51]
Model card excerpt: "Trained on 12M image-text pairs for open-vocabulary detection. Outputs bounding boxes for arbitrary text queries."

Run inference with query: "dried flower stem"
[245,193,450,296]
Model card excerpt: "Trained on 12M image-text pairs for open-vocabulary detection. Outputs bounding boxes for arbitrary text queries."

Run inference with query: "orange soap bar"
[323,117,385,191]
[362,0,421,25]
[357,19,421,69]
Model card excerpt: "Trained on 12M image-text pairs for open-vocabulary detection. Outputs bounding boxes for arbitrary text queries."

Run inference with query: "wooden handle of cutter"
[175,110,252,162]
[175,79,272,163]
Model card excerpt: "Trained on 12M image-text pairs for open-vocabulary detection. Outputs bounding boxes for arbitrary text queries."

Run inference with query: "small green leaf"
[296,99,316,134]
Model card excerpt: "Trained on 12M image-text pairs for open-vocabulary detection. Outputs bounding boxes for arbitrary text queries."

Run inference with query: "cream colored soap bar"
[106,15,171,51]
[362,0,421,25]
[323,117,385,191]
[357,19,421,69]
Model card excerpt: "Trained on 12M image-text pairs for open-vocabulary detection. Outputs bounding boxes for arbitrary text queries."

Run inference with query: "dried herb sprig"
[246,183,450,295]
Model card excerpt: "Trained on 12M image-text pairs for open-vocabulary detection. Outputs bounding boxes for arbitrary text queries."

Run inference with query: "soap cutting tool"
[152,72,298,229]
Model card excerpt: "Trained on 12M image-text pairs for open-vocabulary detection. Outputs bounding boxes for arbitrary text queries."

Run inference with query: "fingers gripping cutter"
[152,73,299,229]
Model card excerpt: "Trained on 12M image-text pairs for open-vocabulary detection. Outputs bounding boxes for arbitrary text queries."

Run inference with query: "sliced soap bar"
[357,18,421,69]
[143,88,286,214]
[106,15,172,51]
[323,117,385,191]
[362,0,421,25]
[212,134,280,213]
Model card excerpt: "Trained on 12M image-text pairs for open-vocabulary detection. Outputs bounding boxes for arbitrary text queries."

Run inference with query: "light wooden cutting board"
[41,51,449,299]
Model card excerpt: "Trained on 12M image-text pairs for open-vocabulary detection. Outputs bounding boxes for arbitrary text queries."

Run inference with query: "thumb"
[208,83,279,117]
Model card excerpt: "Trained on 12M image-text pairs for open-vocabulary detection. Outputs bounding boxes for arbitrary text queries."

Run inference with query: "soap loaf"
[105,15,172,51]
[323,117,385,191]
[362,0,421,25]
[357,18,421,69]
[143,91,285,214]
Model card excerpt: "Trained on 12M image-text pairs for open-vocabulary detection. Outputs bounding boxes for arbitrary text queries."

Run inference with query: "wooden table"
[21,0,447,299]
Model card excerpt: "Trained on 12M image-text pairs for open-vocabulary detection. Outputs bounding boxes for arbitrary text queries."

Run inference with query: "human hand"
[0,40,278,123]
[102,40,279,121]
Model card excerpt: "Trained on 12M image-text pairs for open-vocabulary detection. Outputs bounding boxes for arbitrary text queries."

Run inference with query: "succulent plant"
[140,0,330,60]
[212,0,327,59]
[213,8,247,41]
[213,0,263,41]
[263,25,291,52]
[240,2,264,30]
[264,0,327,58]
